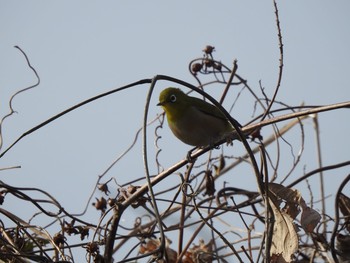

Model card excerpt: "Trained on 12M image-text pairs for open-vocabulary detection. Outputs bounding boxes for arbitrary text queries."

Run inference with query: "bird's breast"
[167,106,232,146]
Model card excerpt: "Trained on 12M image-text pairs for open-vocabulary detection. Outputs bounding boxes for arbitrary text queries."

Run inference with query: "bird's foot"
[186,147,198,163]
[225,137,233,146]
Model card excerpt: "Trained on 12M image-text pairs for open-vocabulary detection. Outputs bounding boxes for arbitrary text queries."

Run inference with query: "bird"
[157,87,240,147]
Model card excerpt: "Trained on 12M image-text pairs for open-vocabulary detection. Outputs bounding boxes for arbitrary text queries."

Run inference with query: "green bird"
[157,87,239,147]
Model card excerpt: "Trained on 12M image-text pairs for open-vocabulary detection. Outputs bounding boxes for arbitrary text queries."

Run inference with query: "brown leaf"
[139,238,177,263]
[270,253,288,263]
[214,158,225,176]
[268,183,302,220]
[339,193,350,217]
[339,193,350,232]
[92,197,107,213]
[268,183,302,205]
[268,183,321,230]
[184,239,213,263]
[336,234,350,262]
[203,170,216,196]
[283,202,300,220]
[300,206,321,233]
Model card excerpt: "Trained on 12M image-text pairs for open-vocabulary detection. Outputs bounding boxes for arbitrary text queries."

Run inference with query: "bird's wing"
[191,97,242,127]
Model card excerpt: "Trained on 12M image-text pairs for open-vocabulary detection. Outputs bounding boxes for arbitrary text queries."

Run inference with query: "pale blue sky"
[1,1,350,261]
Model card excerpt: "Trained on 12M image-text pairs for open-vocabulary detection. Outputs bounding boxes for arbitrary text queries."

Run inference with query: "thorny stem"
[260,0,284,122]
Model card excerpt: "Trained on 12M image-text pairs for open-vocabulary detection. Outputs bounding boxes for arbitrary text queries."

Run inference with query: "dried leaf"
[213,155,225,176]
[339,193,350,217]
[97,182,110,195]
[139,238,177,263]
[336,234,350,262]
[139,239,158,254]
[203,170,216,196]
[270,199,299,262]
[218,154,226,172]
[300,206,321,233]
[184,239,213,263]
[339,193,350,232]
[92,197,107,213]
[270,253,288,263]
[268,183,321,232]
[268,183,302,205]
[283,202,300,220]
[268,183,302,220]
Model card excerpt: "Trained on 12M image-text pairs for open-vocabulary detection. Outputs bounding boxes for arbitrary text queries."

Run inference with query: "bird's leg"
[186,143,221,163]
[210,139,221,150]
[186,147,198,163]
[225,136,234,146]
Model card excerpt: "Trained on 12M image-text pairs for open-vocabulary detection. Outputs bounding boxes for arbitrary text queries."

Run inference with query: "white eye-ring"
[170,94,177,103]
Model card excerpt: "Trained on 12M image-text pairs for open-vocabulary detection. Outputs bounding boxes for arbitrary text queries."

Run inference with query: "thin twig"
[219,59,238,104]
[142,77,166,260]
[0,46,40,150]
[312,114,327,237]
[0,79,151,158]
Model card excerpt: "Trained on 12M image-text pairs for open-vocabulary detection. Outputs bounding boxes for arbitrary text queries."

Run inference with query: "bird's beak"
[157,102,163,106]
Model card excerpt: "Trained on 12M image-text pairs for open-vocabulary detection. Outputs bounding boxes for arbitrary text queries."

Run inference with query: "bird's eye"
[170,94,177,103]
